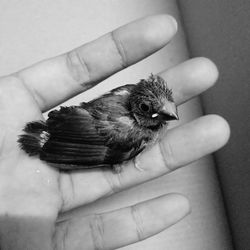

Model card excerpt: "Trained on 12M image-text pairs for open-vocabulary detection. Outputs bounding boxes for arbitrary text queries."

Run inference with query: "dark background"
[178,1,250,249]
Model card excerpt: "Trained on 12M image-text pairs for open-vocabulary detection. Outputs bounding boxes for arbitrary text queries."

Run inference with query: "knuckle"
[65,49,91,84]
[60,174,76,211]
[0,127,17,159]
[102,168,123,194]
[110,31,127,68]
[89,214,106,250]
[130,205,145,241]
[159,140,176,171]
[54,220,70,250]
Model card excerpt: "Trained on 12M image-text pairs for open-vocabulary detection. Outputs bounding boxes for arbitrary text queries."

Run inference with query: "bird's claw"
[112,164,123,173]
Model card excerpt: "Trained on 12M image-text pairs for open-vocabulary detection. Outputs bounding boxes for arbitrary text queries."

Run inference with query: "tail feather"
[23,120,47,133]
[18,121,49,156]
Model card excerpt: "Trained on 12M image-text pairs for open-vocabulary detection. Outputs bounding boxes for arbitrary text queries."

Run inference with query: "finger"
[105,115,230,191]
[161,57,218,105]
[55,194,190,250]
[59,57,219,209]
[60,115,230,211]
[15,15,177,111]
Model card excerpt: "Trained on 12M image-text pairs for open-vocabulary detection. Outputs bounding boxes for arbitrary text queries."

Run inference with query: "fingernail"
[168,15,178,32]
[160,194,191,224]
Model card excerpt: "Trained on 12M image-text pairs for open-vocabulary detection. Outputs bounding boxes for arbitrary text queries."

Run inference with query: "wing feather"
[41,106,108,166]
[40,84,151,169]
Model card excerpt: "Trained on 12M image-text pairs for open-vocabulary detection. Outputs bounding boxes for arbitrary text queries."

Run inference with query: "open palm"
[0,15,229,250]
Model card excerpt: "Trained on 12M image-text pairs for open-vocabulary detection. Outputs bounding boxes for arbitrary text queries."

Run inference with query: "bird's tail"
[18,121,50,156]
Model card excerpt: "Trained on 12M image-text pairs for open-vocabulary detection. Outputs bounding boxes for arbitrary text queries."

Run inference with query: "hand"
[0,15,229,250]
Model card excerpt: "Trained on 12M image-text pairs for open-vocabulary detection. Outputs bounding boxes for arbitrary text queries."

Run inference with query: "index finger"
[15,15,177,111]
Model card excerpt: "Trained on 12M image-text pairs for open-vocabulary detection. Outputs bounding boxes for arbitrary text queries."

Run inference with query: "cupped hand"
[0,15,229,250]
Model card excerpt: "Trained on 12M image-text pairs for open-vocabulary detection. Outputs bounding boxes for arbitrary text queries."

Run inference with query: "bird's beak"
[158,101,179,121]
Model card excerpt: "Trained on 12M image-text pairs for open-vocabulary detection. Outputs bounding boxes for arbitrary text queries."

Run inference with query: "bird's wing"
[40,106,147,169]
[85,84,135,107]
[41,106,109,167]
[110,84,135,96]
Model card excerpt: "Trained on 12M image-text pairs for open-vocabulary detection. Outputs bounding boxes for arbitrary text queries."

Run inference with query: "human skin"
[0,15,230,249]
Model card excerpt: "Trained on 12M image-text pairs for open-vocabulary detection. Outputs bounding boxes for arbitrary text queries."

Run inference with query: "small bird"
[18,74,178,171]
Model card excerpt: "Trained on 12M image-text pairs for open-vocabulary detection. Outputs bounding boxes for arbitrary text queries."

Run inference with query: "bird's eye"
[139,103,150,112]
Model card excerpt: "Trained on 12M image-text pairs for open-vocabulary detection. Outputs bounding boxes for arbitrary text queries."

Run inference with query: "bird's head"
[128,74,178,129]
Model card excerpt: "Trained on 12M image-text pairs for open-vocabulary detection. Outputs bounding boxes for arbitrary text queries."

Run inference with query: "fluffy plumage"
[18,74,178,170]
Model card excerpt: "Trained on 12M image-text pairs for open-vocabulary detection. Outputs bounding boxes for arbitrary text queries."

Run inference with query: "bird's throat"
[132,113,164,130]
